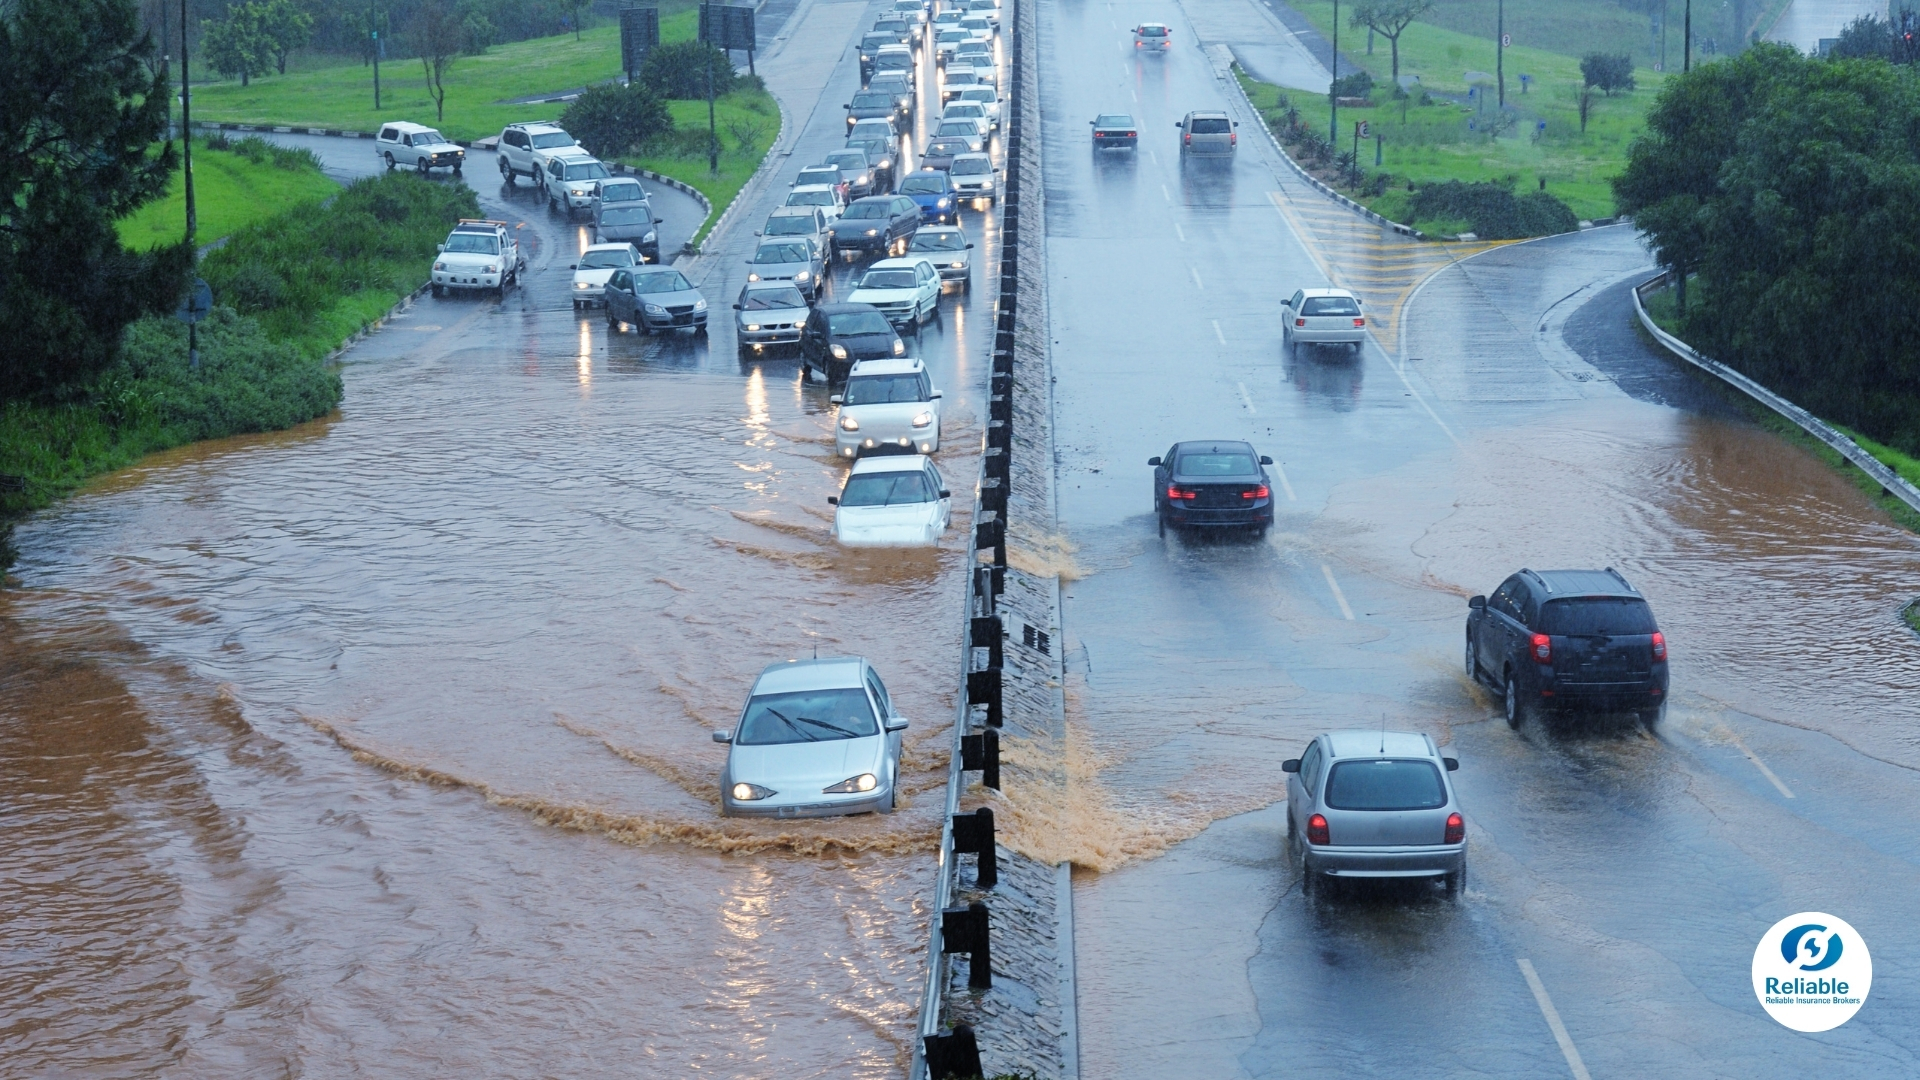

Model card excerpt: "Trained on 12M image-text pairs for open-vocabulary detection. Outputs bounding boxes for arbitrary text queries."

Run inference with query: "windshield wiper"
[762,708,821,742]
[793,714,862,738]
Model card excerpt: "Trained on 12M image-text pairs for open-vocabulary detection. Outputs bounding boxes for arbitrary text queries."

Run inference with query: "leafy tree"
[561,0,587,41]
[457,0,497,53]
[1347,0,1432,80]
[1330,69,1375,99]
[202,2,271,87]
[259,0,313,75]
[639,40,736,99]
[407,0,463,122]
[1579,52,1636,96]
[558,82,674,159]
[0,0,192,400]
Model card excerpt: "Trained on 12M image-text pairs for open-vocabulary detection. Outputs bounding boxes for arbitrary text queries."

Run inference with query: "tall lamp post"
[1497,0,1506,106]
[1684,0,1692,72]
[180,0,198,367]
[1330,0,1340,145]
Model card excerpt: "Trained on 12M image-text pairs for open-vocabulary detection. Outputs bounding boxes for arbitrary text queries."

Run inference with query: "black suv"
[1148,441,1277,538]
[1465,568,1669,728]
[800,302,907,383]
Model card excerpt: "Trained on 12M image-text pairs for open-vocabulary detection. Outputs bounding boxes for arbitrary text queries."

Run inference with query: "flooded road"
[1,0,1001,1073]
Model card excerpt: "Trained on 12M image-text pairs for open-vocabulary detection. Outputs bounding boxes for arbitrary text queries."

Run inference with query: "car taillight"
[1352,317,1365,328]
[1444,812,1464,844]
[1184,133,1191,145]
[1242,485,1270,499]
[1127,131,1136,137]
[1530,633,1552,663]
[1307,814,1330,846]
[1651,631,1667,661]
[1230,132,1237,146]
[1167,484,1196,501]
[1295,317,1306,327]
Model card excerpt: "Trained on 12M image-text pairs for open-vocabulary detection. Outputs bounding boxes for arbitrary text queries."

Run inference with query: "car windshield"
[877,53,911,68]
[939,29,969,41]
[413,129,447,144]
[826,151,868,169]
[900,175,947,194]
[858,269,919,289]
[958,38,989,49]
[927,141,967,156]
[564,161,611,180]
[862,33,894,48]
[755,242,810,263]
[850,140,891,159]
[843,373,926,404]
[1538,598,1658,636]
[735,688,878,745]
[1177,452,1259,476]
[789,190,836,206]
[945,71,978,84]
[950,157,990,175]
[946,105,984,118]
[840,470,937,507]
[632,269,692,293]
[443,233,498,254]
[911,231,966,251]
[843,202,891,219]
[742,286,807,310]
[578,248,634,269]
[599,182,643,203]
[937,122,977,136]
[1096,114,1134,127]
[529,131,574,148]
[1324,760,1447,811]
[600,206,650,225]
[961,89,996,103]
[828,311,894,335]
[765,215,815,236]
[852,93,892,108]
[870,76,909,93]
[1188,117,1232,134]
[1302,295,1362,316]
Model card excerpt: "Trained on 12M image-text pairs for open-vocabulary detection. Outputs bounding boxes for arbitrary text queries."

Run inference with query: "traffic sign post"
[697,2,758,172]
[620,6,660,84]
[1353,120,1368,165]
[176,277,212,369]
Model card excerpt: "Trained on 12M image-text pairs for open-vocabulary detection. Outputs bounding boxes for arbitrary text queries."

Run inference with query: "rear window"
[1537,598,1657,636]
[1139,24,1168,36]
[911,231,966,251]
[877,52,912,68]
[1176,452,1258,476]
[1188,117,1231,134]
[1324,760,1446,811]
[599,182,643,203]
[841,470,937,507]
[1302,296,1361,316]
[858,269,918,289]
[1095,114,1135,127]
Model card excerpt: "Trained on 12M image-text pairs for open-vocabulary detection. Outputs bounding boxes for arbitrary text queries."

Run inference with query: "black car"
[1092,112,1139,150]
[832,195,921,256]
[1149,441,1277,537]
[800,303,908,383]
[858,31,897,80]
[845,90,903,135]
[1465,568,1670,729]
[919,137,971,172]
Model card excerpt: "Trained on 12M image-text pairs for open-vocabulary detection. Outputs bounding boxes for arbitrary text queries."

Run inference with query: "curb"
[324,281,430,363]
[1631,274,1920,516]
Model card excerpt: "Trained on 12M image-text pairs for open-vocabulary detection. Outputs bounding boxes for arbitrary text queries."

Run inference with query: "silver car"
[734,281,810,352]
[746,238,824,302]
[1284,730,1466,898]
[761,206,835,261]
[908,224,973,285]
[713,658,908,818]
[933,118,987,154]
[1281,287,1367,351]
[1177,110,1237,155]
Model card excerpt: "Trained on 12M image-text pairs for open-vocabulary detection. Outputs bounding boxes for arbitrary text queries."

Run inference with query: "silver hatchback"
[1284,730,1466,898]
[713,658,909,818]
[1177,110,1237,155]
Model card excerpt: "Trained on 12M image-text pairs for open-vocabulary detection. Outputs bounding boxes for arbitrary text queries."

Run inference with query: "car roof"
[1520,568,1641,598]
[550,147,599,162]
[753,657,868,693]
[1298,287,1358,299]
[849,194,901,207]
[849,453,934,476]
[1323,730,1439,760]
[768,206,822,219]
[848,356,926,377]
[582,241,634,252]
[791,183,838,194]
[506,121,566,133]
[817,301,884,314]
[384,120,439,133]
[951,152,991,164]
[915,225,966,236]
[877,43,912,54]
[600,175,643,187]
[870,256,935,271]
[1173,440,1258,456]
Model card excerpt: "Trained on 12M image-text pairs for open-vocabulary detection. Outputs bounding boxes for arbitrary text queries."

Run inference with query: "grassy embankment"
[0,171,472,569]
[189,15,778,244]
[118,137,341,249]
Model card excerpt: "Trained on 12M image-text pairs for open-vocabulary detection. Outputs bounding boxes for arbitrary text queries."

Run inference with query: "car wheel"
[499,159,513,184]
[605,308,618,330]
[496,283,507,301]
[1465,634,1478,682]
[1504,671,1526,730]
[695,323,709,336]
[1640,701,1666,730]
[431,283,444,299]
[383,152,395,170]
[417,158,429,174]
[1444,862,1465,901]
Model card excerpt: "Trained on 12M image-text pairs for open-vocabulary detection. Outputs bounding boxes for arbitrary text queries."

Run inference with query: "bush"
[639,40,736,99]
[559,82,674,159]
[1331,70,1375,99]
[225,133,324,171]
[116,307,341,439]
[1407,179,1577,238]
[1579,53,1636,96]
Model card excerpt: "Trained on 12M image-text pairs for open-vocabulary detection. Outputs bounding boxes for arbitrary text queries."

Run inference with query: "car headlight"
[574,280,591,289]
[951,260,966,268]
[911,411,933,428]
[981,178,994,188]
[732,782,775,801]
[570,187,587,196]
[693,298,707,312]
[642,231,656,243]
[795,270,811,282]
[823,773,877,794]
[859,173,871,184]
[644,303,667,314]
[848,116,858,125]
[866,228,880,236]
[840,415,860,431]
[745,323,761,331]
[490,262,503,274]
[892,339,906,355]
[748,271,761,281]
[936,198,950,207]
[830,344,849,359]
[434,261,446,271]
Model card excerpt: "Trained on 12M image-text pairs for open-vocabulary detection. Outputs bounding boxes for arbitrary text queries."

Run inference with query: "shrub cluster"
[1408,180,1577,239]
[558,82,674,159]
[638,41,737,100]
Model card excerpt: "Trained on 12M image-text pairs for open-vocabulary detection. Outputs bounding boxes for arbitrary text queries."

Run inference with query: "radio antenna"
[813,643,818,660]
[1380,714,1387,755]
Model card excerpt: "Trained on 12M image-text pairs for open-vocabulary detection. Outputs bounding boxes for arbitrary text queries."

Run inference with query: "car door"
[1151,443,1177,511]
[1288,740,1324,840]
[917,261,938,308]
[1481,576,1526,676]
[605,270,632,321]
[892,197,916,240]
[864,667,902,779]
[800,309,824,363]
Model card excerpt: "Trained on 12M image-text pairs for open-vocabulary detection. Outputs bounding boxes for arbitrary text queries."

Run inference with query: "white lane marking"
[1161,183,1172,203]
[1272,462,1297,501]
[1174,221,1186,242]
[1131,86,1139,103]
[1517,959,1594,1080]
[1214,320,1227,344]
[1721,725,1795,798]
[1149,149,1159,164]
[1190,266,1204,290]
[1236,380,1255,414]
[1321,564,1355,621]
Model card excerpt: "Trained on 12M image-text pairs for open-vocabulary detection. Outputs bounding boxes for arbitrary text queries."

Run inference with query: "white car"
[570,242,640,307]
[1281,287,1368,351]
[830,454,952,547]
[960,15,995,39]
[713,657,908,817]
[933,8,964,31]
[956,86,1002,128]
[542,149,612,219]
[946,152,995,204]
[1133,22,1172,50]
[934,27,971,64]
[375,121,465,175]
[941,102,994,145]
[496,121,579,184]
[784,184,847,226]
[954,57,999,91]
[933,117,988,154]
[908,225,973,286]
[966,0,1001,26]
[833,356,943,457]
[847,257,942,331]
[432,219,522,299]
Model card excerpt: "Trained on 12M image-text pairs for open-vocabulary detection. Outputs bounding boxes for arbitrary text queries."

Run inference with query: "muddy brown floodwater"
[0,310,983,1075]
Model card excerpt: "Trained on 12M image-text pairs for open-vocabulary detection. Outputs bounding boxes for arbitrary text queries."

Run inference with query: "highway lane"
[1035,0,1920,1076]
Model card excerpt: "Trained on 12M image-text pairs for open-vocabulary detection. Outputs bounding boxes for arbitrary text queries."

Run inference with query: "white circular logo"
[1752,912,1872,1032]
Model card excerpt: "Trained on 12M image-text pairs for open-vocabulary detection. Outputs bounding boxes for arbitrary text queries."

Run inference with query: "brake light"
[1651,631,1667,661]
[1184,133,1191,145]
[1307,813,1330,846]
[1127,131,1136,138]
[1295,317,1306,327]
[1530,633,1552,663]
[1444,812,1464,844]
[1352,317,1365,328]
[1230,132,1237,146]
[1242,485,1270,499]
[1167,484,1196,501]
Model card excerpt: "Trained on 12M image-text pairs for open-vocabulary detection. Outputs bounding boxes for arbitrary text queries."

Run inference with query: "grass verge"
[1905,598,1920,635]
[627,89,781,247]
[118,137,338,249]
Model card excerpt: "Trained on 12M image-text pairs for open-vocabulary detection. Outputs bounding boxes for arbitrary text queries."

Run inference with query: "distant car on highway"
[604,265,708,335]
[830,454,953,547]
[832,195,922,256]
[1148,440,1277,537]
[761,206,835,261]
[1284,730,1466,899]
[823,147,878,198]
[800,302,907,383]
[591,177,661,261]
[1091,113,1139,150]
[1133,22,1172,50]
[871,14,918,47]
[960,14,994,39]
[934,117,988,154]
[1465,568,1670,729]
[939,66,983,102]
[941,102,994,146]
[432,219,521,299]
[935,26,971,65]
[897,170,957,224]
[1176,110,1237,155]
[846,89,903,135]
[891,0,929,29]
[542,149,613,218]
[496,121,578,184]
[570,242,639,308]
[785,183,848,226]
[919,137,971,172]
[859,31,898,80]
[376,121,464,175]
[713,657,908,816]
[833,356,943,457]
[866,73,914,118]
[746,238,824,302]
[1281,288,1366,352]
[955,86,1002,128]
[872,44,916,87]
[734,281,810,353]
[946,152,995,204]
[846,256,942,329]
[908,224,973,287]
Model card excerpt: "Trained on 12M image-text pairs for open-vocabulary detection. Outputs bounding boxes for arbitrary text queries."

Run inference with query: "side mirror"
[1282,758,1301,773]
[885,716,910,732]
[732,303,742,310]
[1147,456,1162,466]
[844,103,853,109]
[1469,595,1487,610]
[966,243,974,248]
[827,496,840,505]
[1088,119,1096,124]
[1443,757,1460,772]
[1259,455,1274,465]
[754,230,763,236]
[436,243,446,252]
[829,394,843,404]
[711,730,732,744]
[939,489,951,498]
[1174,122,1182,128]
[930,391,942,399]
[655,217,665,224]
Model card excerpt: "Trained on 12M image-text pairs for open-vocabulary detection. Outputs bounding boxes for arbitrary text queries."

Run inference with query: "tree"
[1579,52,1636,95]
[561,0,588,41]
[639,40,736,99]
[0,0,193,400]
[202,2,271,87]
[407,0,462,122]
[259,0,312,75]
[1348,0,1432,80]
[558,82,674,159]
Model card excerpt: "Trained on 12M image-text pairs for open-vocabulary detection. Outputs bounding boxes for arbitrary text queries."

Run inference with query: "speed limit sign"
[1501,33,1512,47]
[1355,120,1370,138]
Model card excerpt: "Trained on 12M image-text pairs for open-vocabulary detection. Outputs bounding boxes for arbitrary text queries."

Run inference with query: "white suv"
[831,356,943,457]
[543,150,613,219]
[496,122,579,185]
[375,121,465,175]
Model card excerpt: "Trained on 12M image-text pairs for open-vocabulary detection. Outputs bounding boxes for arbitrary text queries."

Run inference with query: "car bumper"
[837,428,937,456]
[1289,327,1367,343]
[638,310,708,330]
[738,324,803,345]
[932,261,970,280]
[1305,842,1466,879]
[724,786,891,817]
[838,234,894,252]
[1536,677,1668,712]
[1165,503,1274,528]
[572,286,606,303]
[952,185,994,200]
[433,270,501,290]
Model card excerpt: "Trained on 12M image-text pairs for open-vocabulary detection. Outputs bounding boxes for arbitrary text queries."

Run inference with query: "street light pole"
[372,3,382,109]
[1684,0,1692,72]
[1497,0,1506,107]
[180,0,198,368]
[1330,0,1340,146]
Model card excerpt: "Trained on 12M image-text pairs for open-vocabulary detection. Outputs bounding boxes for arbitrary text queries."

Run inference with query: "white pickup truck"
[431,219,523,300]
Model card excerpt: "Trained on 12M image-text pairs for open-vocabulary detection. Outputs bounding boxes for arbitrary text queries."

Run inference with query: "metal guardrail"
[1630,273,1920,515]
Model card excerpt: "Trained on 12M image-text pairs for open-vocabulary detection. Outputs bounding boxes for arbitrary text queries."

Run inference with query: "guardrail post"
[966,667,1002,728]
[941,901,992,989]
[960,727,1000,790]
[923,1024,984,1080]
[950,807,998,888]
[970,615,1004,670]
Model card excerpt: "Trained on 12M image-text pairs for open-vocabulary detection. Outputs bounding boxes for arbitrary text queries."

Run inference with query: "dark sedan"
[919,137,972,172]
[1149,441,1277,537]
[831,195,921,256]
[1092,113,1139,150]
[800,302,908,384]
[846,90,903,135]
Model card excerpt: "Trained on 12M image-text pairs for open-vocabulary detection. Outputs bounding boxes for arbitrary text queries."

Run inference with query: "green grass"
[1905,598,1920,635]
[1409,0,1794,70]
[117,139,339,249]
[628,90,781,246]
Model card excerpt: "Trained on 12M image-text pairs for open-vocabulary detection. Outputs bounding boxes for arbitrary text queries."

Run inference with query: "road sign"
[620,7,660,80]
[698,2,755,52]
[1501,33,1511,47]
[1355,120,1370,138]
[175,277,212,324]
